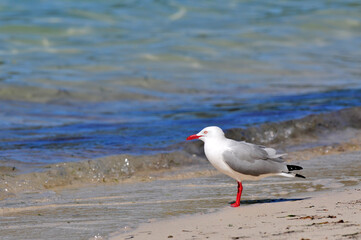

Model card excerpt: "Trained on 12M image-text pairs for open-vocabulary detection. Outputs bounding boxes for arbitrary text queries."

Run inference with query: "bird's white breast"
[204,139,233,175]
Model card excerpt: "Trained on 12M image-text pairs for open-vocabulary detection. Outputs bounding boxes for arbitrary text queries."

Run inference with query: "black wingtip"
[287,165,303,171]
[295,173,306,179]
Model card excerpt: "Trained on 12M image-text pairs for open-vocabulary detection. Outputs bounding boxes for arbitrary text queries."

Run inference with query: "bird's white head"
[186,126,225,142]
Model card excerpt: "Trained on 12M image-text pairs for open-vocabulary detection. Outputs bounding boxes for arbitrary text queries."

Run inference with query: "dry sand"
[110,187,361,240]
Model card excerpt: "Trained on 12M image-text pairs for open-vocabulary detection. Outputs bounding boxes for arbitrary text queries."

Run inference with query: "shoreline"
[110,186,361,240]
[1,128,360,201]
[1,106,361,201]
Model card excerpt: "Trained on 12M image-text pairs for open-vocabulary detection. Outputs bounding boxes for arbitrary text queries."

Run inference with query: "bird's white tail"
[279,172,306,178]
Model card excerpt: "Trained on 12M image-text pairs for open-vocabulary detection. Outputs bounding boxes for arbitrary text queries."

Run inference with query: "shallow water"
[1,0,361,164]
[0,151,360,240]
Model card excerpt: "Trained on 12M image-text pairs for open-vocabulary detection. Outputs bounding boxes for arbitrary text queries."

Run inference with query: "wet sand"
[110,186,361,240]
[1,147,360,240]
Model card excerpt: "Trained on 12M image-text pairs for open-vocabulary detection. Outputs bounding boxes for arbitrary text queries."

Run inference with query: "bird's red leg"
[230,181,243,207]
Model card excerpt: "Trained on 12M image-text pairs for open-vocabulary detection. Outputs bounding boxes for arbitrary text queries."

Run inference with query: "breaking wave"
[0,152,202,200]
[184,106,361,155]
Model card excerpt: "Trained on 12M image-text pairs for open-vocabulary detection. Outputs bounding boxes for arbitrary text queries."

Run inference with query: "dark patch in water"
[226,106,361,143]
[183,106,361,155]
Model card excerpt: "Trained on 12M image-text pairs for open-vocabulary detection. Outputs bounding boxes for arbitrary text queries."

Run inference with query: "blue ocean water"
[0,0,361,163]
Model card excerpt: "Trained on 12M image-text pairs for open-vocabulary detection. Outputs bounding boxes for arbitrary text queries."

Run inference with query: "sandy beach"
[110,187,361,240]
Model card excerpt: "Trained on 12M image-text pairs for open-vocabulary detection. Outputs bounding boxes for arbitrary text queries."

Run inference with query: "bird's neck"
[204,136,227,150]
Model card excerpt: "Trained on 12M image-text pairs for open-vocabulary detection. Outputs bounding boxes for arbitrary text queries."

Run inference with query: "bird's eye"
[203,131,208,134]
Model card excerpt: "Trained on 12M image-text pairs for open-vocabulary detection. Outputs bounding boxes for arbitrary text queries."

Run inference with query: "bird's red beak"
[186,134,201,140]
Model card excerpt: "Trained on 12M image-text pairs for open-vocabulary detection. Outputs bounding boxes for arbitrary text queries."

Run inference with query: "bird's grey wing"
[256,145,286,162]
[228,140,285,161]
[223,141,287,176]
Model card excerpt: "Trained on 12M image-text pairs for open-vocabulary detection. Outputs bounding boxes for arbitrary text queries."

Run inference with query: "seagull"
[186,126,305,207]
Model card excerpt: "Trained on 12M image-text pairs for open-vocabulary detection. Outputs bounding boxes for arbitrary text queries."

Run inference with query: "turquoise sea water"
[0,0,361,164]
